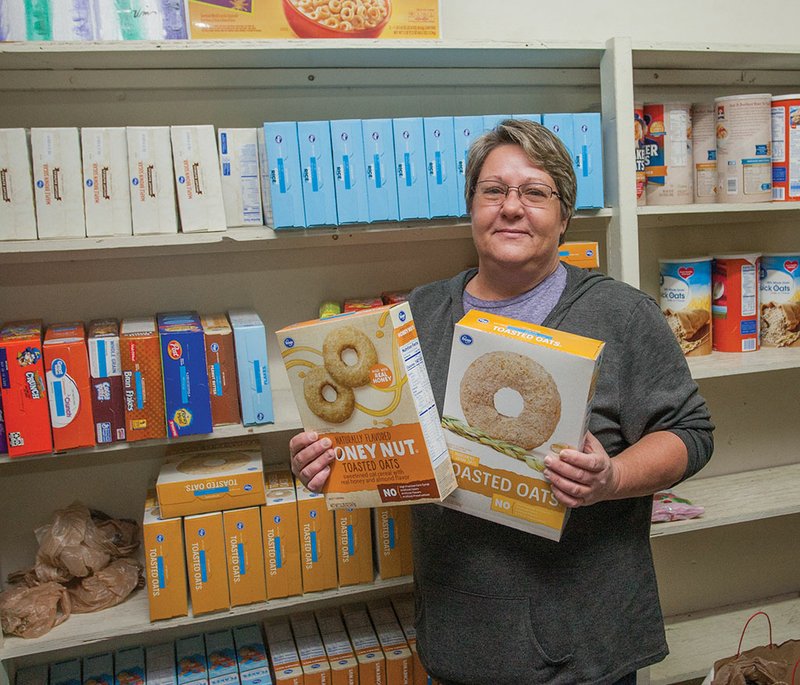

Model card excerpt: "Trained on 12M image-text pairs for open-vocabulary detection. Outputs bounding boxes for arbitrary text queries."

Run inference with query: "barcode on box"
[773,187,785,200]
[727,178,738,194]
[742,338,756,352]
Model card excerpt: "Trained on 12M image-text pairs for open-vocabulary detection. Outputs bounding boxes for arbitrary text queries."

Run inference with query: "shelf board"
[0,39,606,71]
[637,201,800,228]
[632,41,800,71]
[687,347,800,380]
[0,211,611,264]
[0,575,414,661]
[0,389,301,467]
[649,592,800,685]
[649,463,800,538]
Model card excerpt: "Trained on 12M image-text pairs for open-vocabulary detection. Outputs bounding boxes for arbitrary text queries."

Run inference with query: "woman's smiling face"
[470,144,567,278]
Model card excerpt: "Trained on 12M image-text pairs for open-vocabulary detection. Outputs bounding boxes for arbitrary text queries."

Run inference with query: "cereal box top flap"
[157,447,264,485]
[227,310,264,329]
[0,320,43,342]
[457,309,604,359]
[120,317,157,336]
[200,314,232,335]
[157,311,202,333]
[277,302,401,333]
[88,319,120,338]
[44,322,86,344]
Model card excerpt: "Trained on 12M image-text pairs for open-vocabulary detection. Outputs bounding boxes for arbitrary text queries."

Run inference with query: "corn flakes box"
[277,302,456,509]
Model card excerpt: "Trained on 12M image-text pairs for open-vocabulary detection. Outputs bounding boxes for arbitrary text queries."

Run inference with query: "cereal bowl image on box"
[277,302,457,509]
[282,0,392,39]
[441,310,605,541]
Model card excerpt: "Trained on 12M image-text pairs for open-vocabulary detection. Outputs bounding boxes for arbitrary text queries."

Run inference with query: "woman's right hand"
[289,431,336,492]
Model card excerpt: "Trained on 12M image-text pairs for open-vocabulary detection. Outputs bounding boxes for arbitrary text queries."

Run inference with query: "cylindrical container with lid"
[759,253,800,347]
[714,93,772,203]
[712,253,761,352]
[635,102,647,206]
[692,102,717,203]
[659,257,712,356]
[770,94,800,201]
[643,102,693,205]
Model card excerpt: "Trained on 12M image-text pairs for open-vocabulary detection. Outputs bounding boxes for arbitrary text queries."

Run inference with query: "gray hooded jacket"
[408,264,714,685]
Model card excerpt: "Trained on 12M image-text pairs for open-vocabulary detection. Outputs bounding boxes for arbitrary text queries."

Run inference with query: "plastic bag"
[68,558,144,614]
[0,581,71,638]
[91,510,140,558]
[651,491,705,523]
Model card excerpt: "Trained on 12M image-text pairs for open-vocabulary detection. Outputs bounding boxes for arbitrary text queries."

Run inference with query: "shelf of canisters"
[0,211,612,265]
[0,574,414,661]
[649,462,800,538]
[0,389,301,467]
[649,592,800,685]
[686,347,800,380]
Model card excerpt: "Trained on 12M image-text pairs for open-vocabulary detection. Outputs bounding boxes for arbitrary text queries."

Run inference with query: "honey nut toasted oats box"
[442,310,605,541]
[277,302,456,510]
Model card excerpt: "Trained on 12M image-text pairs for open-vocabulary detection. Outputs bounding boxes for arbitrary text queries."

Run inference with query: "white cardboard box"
[126,126,179,235]
[217,128,263,227]
[81,127,133,237]
[441,309,604,541]
[0,128,37,241]
[171,125,226,233]
[31,127,86,239]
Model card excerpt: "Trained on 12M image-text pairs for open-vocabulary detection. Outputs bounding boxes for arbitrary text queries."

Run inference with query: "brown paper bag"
[712,611,800,685]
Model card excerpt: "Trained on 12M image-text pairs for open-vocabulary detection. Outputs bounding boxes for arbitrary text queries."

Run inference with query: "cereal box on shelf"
[222,507,267,607]
[0,320,53,457]
[120,317,167,441]
[232,624,273,685]
[183,511,230,615]
[0,128,37,241]
[87,319,127,444]
[43,322,95,451]
[157,437,266,519]
[260,466,302,600]
[227,310,273,426]
[441,310,604,541]
[201,314,240,426]
[277,302,456,510]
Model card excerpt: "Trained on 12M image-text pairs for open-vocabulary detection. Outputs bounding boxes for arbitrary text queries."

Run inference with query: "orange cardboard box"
[0,320,52,457]
[223,507,267,607]
[367,601,412,685]
[261,466,303,600]
[143,489,189,621]
[201,314,240,426]
[316,607,359,685]
[341,604,386,685]
[295,478,337,593]
[391,594,428,685]
[43,322,95,451]
[289,612,332,685]
[184,511,230,615]
[120,317,167,441]
[373,506,414,580]
[335,507,374,587]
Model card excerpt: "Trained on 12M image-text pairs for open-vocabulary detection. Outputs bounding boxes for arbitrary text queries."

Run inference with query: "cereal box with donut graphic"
[277,302,457,510]
[0,320,53,457]
[442,310,605,541]
[156,437,266,518]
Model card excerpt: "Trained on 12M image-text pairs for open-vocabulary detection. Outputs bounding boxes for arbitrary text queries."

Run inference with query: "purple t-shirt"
[462,264,567,325]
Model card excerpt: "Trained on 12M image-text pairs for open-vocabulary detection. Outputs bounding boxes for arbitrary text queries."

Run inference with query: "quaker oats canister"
[712,253,761,352]
[770,94,800,201]
[659,257,712,356]
[692,102,718,203]
[643,103,693,205]
[759,253,800,347]
[714,94,772,203]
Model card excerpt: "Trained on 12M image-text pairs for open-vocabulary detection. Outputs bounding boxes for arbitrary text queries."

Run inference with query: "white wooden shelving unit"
[1,37,799,685]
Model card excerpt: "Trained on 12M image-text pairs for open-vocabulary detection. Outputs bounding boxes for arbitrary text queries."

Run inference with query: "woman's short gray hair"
[464,119,577,224]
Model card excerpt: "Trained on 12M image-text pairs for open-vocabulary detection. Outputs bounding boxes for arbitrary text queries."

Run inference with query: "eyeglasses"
[473,180,561,207]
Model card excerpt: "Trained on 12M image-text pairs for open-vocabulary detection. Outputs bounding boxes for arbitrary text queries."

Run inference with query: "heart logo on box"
[785,260,798,273]
[678,267,695,279]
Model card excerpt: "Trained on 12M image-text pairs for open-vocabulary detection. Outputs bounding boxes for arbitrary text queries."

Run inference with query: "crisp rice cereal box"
[277,302,456,509]
[442,310,604,541]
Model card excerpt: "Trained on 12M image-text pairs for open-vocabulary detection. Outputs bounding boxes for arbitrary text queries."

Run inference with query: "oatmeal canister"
[760,253,800,347]
[659,257,713,356]
[715,94,772,203]
[712,253,761,352]
[643,103,693,205]
[771,94,800,201]
[692,103,718,203]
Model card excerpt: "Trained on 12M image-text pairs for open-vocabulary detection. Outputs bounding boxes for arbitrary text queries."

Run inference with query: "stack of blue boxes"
[258,113,604,230]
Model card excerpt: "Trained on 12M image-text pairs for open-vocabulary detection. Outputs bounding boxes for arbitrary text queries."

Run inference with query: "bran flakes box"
[120,317,167,441]
[442,310,605,541]
[277,302,457,510]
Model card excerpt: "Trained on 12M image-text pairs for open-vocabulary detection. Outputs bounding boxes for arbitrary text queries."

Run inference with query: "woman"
[290,119,714,685]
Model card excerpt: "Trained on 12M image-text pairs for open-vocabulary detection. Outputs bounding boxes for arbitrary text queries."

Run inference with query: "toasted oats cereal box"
[261,466,303,599]
[157,438,266,519]
[277,302,457,509]
[183,512,230,615]
[372,505,413,580]
[442,310,604,541]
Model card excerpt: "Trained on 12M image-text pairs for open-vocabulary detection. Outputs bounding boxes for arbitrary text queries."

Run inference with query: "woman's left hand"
[542,432,620,507]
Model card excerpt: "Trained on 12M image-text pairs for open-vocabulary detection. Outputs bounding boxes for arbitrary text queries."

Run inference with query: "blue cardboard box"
[297,121,337,227]
[392,117,429,220]
[362,119,399,223]
[330,119,369,225]
[423,116,459,218]
[157,311,213,437]
[227,310,273,426]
